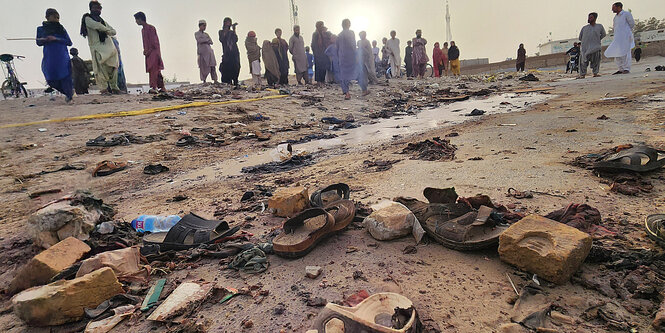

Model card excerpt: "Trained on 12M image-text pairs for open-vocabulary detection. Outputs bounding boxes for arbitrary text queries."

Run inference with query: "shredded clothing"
[84,16,119,91]
[219,28,241,85]
[386,38,401,77]
[579,24,606,56]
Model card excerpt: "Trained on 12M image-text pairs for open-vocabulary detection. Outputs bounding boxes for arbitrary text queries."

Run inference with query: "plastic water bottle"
[131,215,181,233]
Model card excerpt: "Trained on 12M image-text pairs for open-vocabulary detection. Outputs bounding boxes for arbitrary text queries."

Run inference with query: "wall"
[461,40,665,75]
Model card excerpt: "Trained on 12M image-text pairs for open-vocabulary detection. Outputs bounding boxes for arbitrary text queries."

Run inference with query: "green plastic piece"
[141,279,166,311]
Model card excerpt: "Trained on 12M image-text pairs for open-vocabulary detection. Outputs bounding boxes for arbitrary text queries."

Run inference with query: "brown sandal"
[273,208,336,258]
[92,161,127,177]
[325,200,356,232]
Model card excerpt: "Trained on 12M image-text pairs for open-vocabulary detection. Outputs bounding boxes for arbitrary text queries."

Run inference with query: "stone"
[499,323,528,333]
[498,215,592,285]
[653,298,665,329]
[306,266,322,279]
[364,201,417,241]
[8,237,91,295]
[147,282,213,322]
[27,202,100,249]
[268,186,309,217]
[12,267,123,326]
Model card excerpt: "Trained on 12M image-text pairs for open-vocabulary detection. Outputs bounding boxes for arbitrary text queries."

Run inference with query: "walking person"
[262,40,280,87]
[358,31,379,84]
[386,31,401,78]
[80,1,119,94]
[432,42,445,77]
[195,20,218,84]
[134,12,165,93]
[311,21,331,85]
[70,48,89,95]
[219,17,240,85]
[604,2,634,74]
[37,8,73,102]
[289,25,310,85]
[404,40,413,77]
[324,35,340,83]
[448,41,460,76]
[245,31,262,86]
[578,12,606,79]
[516,43,526,72]
[411,30,428,79]
[337,19,363,99]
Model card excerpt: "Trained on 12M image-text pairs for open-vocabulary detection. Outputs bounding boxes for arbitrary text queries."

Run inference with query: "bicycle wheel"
[1,80,11,99]
[426,64,434,78]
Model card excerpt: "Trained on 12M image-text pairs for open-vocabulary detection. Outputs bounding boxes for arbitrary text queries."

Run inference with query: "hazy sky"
[1,0,663,88]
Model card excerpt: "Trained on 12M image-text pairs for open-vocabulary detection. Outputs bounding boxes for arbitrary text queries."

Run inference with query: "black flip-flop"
[143,164,169,175]
[593,146,665,173]
[176,136,197,147]
[142,213,239,251]
[310,183,350,207]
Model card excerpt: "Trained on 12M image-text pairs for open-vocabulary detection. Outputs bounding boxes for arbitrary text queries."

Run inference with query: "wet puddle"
[179,92,555,179]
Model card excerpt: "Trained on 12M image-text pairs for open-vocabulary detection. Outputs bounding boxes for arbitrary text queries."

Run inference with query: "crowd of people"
[33,1,637,103]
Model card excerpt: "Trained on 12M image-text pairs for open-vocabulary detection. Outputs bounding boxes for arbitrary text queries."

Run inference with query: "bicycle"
[1,54,28,99]
[387,63,433,78]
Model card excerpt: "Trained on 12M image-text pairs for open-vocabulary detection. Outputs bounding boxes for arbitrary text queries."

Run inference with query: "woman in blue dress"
[36,8,73,102]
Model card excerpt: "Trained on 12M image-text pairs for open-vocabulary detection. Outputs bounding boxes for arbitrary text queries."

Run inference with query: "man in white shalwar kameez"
[385,31,401,78]
[289,25,311,85]
[604,2,634,74]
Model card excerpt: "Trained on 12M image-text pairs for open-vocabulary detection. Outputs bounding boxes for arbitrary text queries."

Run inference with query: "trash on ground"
[401,137,457,161]
[147,282,213,322]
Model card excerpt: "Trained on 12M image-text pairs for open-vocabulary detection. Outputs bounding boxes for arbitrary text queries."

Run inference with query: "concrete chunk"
[364,201,416,241]
[12,267,123,326]
[268,186,309,217]
[498,215,592,284]
[9,237,91,295]
[147,282,212,322]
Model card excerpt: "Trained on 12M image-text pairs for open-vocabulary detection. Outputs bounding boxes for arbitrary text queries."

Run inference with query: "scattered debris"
[401,137,457,161]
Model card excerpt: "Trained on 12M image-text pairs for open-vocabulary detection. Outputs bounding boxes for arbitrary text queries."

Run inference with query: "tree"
[609,17,665,34]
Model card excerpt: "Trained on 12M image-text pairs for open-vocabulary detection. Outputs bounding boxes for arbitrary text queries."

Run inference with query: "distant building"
[538,28,665,55]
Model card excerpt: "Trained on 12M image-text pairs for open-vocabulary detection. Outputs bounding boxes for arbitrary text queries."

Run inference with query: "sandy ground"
[0,56,664,332]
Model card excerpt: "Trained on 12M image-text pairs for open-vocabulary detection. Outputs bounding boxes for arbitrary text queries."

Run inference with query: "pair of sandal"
[593,145,665,173]
[395,187,507,251]
[273,183,355,258]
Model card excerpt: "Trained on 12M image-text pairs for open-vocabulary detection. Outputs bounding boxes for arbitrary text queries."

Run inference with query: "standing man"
[411,30,428,79]
[273,28,290,85]
[80,1,119,94]
[516,44,526,72]
[337,19,363,99]
[578,12,606,78]
[404,40,413,77]
[195,20,218,84]
[70,48,89,95]
[37,8,73,102]
[372,40,380,67]
[448,41,460,76]
[386,31,401,78]
[134,12,165,93]
[441,42,450,76]
[604,2,634,74]
[358,31,379,84]
[219,17,240,85]
[289,25,310,85]
[325,35,340,83]
[245,31,262,86]
[311,21,331,85]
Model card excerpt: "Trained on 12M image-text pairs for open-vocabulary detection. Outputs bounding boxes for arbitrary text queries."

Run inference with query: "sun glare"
[352,15,370,32]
